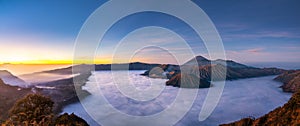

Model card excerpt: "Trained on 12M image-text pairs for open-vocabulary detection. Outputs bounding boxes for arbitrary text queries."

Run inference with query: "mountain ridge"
[0,70,30,88]
[142,55,285,88]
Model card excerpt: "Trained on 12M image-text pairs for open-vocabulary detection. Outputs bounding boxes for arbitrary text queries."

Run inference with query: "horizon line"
[1,60,300,66]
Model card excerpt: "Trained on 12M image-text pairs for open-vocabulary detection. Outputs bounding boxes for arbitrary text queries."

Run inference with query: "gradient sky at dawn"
[0,0,299,64]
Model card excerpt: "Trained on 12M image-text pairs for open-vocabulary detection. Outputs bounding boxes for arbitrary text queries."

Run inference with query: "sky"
[0,0,299,64]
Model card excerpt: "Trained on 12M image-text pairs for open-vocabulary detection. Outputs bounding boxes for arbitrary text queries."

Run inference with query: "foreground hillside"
[0,65,92,121]
[2,94,88,125]
[0,79,32,121]
[221,71,300,126]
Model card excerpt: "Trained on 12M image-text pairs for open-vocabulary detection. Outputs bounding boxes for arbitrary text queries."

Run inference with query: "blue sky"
[0,0,299,64]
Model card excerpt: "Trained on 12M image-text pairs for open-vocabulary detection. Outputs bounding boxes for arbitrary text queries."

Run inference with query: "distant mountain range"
[93,56,251,71]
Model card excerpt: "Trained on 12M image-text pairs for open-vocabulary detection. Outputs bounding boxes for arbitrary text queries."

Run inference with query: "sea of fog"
[63,70,292,126]
[245,62,300,70]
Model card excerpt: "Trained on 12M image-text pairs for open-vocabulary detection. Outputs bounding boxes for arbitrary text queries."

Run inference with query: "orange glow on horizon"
[0,60,72,65]
[0,57,147,65]
[0,60,108,65]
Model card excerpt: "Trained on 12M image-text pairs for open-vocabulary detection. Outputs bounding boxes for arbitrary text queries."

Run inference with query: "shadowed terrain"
[0,65,93,121]
[0,79,32,121]
[142,56,285,88]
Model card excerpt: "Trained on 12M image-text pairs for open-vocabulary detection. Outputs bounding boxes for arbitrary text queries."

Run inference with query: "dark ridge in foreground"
[0,79,32,121]
[220,89,300,126]
[2,94,89,125]
[0,65,93,121]
[274,70,300,93]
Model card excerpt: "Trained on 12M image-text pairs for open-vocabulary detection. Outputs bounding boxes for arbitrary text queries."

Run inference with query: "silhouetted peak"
[195,56,209,62]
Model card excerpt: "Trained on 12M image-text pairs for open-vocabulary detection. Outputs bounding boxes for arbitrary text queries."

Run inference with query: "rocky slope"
[220,89,300,126]
[55,113,89,126]
[182,56,284,81]
[0,78,32,121]
[0,66,92,120]
[166,73,210,88]
[274,70,300,93]
[195,64,284,81]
